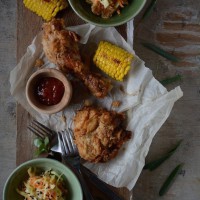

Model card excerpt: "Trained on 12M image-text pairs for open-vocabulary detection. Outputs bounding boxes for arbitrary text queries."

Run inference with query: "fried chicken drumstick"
[42,19,110,98]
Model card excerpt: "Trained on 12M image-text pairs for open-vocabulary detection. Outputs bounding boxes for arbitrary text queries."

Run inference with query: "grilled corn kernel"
[23,0,68,21]
[93,41,134,81]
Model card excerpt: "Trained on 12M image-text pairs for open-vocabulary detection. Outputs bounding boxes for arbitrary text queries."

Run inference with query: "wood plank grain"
[16,1,43,166]
[17,1,130,199]
[156,32,200,43]
[163,22,200,32]
[163,10,193,21]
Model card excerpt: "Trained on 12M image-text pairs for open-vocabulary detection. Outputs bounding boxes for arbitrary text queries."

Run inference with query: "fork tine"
[61,131,71,155]
[28,126,45,139]
[68,128,78,153]
[68,119,73,130]
[64,129,75,155]
[32,120,54,137]
[57,131,65,156]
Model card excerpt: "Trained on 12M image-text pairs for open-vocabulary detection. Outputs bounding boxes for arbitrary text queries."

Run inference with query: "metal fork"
[28,120,56,140]
[28,121,94,200]
[28,120,62,156]
[28,121,123,200]
[58,129,94,200]
[59,129,123,200]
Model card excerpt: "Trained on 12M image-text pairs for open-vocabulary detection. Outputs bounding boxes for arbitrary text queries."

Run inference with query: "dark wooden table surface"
[17,0,200,199]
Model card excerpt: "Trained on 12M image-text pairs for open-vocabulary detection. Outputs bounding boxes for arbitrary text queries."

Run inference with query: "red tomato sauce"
[35,77,65,106]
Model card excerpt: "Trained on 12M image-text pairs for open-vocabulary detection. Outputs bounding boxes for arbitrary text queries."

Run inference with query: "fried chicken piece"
[42,19,110,98]
[73,106,131,163]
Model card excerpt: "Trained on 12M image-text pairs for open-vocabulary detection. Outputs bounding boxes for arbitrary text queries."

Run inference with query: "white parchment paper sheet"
[10,24,183,190]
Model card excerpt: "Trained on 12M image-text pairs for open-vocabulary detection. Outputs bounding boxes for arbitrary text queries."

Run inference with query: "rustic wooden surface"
[15,0,200,199]
[132,0,200,199]
[16,1,130,200]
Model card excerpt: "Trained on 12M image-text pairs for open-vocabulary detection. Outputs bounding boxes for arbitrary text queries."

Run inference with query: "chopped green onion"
[142,42,181,62]
[159,163,184,196]
[141,0,158,21]
[160,75,182,86]
[135,0,158,29]
[144,140,182,171]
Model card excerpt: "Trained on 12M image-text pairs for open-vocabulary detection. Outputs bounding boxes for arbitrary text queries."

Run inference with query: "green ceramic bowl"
[68,0,146,27]
[3,158,83,200]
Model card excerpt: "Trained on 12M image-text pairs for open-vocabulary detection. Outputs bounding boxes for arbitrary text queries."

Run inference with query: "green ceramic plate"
[68,0,147,27]
[3,158,83,200]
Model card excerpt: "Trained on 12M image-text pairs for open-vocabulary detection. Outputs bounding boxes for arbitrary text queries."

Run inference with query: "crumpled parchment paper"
[10,23,183,190]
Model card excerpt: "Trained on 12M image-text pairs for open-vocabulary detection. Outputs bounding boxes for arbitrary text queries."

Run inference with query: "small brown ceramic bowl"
[26,68,72,114]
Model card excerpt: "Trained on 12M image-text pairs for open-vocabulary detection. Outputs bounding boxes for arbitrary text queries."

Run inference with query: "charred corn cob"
[93,41,133,81]
[23,0,68,21]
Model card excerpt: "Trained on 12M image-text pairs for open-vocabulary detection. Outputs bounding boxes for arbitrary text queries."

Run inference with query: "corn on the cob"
[93,41,134,81]
[23,0,68,21]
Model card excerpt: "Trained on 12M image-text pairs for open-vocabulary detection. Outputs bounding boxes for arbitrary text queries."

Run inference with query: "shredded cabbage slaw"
[16,168,68,200]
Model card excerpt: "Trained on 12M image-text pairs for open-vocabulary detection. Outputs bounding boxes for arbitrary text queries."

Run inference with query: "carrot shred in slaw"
[16,168,68,200]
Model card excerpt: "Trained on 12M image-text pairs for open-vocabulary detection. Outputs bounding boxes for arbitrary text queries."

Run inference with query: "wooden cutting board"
[17,1,131,199]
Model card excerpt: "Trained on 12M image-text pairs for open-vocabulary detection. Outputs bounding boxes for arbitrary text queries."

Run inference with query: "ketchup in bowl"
[35,77,65,106]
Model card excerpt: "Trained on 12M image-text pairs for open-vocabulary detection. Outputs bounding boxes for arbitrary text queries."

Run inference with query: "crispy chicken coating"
[73,106,131,163]
[42,19,110,98]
